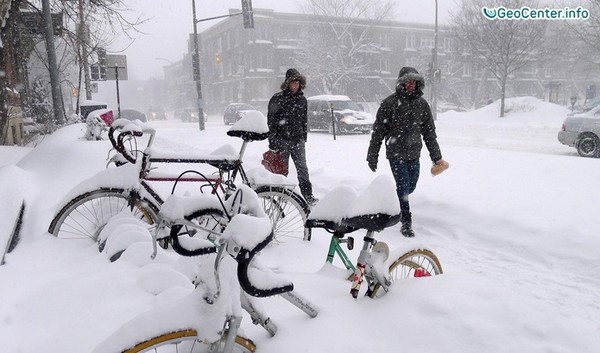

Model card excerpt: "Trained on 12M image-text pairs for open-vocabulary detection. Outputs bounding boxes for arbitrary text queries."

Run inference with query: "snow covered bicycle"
[48,116,311,247]
[305,175,443,299]
[93,185,318,353]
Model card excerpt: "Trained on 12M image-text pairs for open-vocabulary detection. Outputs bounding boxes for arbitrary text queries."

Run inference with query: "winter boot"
[400,222,415,238]
[305,195,319,207]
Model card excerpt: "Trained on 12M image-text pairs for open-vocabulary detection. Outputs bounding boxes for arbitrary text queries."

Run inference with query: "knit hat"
[281,68,306,91]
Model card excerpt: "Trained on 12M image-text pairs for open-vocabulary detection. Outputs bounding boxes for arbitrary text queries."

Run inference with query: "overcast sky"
[117,0,455,80]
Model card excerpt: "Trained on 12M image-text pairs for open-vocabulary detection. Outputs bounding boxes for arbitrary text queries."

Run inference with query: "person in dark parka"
[367,66,448,237]
[267,68,318,205]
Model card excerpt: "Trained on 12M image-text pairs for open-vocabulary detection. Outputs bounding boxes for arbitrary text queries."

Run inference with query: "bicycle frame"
[325,233,356,272]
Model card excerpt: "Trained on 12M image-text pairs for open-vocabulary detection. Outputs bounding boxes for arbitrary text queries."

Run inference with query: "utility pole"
[191,0,205,130]
[190,0,254,131]
[430,0,439,120]
[41,0,64,124]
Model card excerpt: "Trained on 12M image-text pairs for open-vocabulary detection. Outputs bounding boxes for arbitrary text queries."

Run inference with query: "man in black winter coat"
[367,66,449,237]
[267,68,318,205]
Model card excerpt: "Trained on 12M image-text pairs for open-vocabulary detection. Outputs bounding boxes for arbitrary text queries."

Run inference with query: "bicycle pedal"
[372,241,389,261]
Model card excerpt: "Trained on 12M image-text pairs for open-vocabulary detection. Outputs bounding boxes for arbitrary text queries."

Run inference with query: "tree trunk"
[78,0,92,101]
[500,75,507,117]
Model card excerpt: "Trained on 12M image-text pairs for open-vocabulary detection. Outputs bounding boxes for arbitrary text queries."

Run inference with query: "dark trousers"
[281,140,313,199]
[389,159,420,224]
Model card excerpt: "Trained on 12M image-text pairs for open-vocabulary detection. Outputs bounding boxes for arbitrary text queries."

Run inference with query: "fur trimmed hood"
[395,66,425,97]
[280,68,307,91]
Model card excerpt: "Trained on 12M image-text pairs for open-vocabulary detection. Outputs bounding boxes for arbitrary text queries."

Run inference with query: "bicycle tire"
[369,248,443,298]
[253,185,311,242]
[122,329,256,353]
[48,188,158,242]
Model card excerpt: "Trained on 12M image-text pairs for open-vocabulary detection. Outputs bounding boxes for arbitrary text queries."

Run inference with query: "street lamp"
[431,0,438,120]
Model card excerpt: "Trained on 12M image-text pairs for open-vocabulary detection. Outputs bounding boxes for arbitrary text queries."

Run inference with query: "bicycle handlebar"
[235,232,294,298]
[115,130,143,164]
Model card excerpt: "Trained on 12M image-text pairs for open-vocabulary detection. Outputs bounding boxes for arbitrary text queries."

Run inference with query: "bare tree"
[451,0,547,116]
[295,0,395,95]
[57,0,146,102]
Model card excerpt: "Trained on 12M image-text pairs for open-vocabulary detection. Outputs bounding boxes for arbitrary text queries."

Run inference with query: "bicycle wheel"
[253,185,311,242]
[122,329,256,353]
[369,248,443,298]
[48,188,158,242]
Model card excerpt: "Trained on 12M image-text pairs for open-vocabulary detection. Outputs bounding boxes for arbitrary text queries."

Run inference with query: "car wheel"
[577,134,600,158]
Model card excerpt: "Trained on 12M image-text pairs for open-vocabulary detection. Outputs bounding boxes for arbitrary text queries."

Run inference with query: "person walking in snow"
[267,68,318,206]
[367,66,449,237]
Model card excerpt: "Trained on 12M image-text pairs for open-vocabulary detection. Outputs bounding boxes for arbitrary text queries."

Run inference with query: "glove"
[367,157,378,172]
[431,159,449,176]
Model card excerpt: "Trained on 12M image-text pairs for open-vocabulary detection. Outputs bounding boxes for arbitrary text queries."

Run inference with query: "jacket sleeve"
[367,100,391,161]
[301,97,308,141]
[421,101,442,162]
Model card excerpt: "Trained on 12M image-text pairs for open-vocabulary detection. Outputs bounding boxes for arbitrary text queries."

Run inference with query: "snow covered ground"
[1,97,599,353]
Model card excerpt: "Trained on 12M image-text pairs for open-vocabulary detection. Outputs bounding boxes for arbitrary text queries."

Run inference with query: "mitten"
[431,159,449,176]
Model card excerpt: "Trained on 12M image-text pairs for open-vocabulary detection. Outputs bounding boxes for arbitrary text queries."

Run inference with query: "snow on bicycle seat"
[341,175,401,232]
[305,186,360,234]
[226,112,269,142]
[111,118,155,135]
[148,144,239,171]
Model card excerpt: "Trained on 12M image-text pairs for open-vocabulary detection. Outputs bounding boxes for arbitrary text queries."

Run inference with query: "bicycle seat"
[341,213,400,232]
[305,186,360,235]
[227,130,269,142]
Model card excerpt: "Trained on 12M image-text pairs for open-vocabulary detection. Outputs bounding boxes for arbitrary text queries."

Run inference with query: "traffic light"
[241,0,254,29]
[215,52,222,64]
[97,48,107,80]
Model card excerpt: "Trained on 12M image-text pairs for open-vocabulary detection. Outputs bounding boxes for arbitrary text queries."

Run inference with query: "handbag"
[262,150,288,175]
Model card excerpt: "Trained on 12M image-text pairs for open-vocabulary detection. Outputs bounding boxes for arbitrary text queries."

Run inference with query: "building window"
[405,34,416,49]
[224,32,230,50]
[380,57,389,73]
[443,37,452,51]
[463,62,472,77]
[420,36,434,49]
[380,33,390,48]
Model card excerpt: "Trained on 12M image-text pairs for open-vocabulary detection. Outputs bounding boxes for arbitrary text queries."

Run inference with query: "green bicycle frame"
[326,234,355,272]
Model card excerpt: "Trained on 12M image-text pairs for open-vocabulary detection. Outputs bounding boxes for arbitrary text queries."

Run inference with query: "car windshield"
[330,100,361,111]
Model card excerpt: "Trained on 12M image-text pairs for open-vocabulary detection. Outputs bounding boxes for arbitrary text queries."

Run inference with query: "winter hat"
[281,68,307,91]
[286,68,300,80]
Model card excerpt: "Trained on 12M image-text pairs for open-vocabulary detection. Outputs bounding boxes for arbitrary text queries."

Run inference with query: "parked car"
[558,104,600,158]
[147,107,167,120]
[307,95,374,134]
[176,108,207,122]
[119,109,147,122]
[223,103,257,125]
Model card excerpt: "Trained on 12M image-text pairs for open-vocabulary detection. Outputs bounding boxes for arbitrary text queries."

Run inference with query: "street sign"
[105,54,128,80]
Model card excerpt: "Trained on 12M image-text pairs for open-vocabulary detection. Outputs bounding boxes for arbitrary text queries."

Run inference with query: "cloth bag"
[262,150,288,175]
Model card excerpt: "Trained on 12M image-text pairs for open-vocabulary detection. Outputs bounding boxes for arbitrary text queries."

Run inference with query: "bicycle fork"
[350,231,390,298]
[350,231,376,298]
